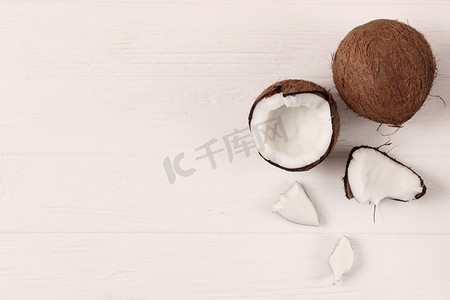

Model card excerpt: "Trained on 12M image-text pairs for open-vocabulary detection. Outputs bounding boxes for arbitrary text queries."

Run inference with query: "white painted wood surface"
[0,0,449,299]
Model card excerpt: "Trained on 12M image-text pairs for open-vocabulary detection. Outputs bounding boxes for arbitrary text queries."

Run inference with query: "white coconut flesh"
[347,147,424,205]
[328,236,354,284]
[250,92,333,169]
[272,181,319,226]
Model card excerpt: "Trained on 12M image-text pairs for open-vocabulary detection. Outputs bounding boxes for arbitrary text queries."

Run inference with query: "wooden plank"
[0,1,448,79]
[0,233,448,299]
[0,153,448,233]
[0,77,448,153]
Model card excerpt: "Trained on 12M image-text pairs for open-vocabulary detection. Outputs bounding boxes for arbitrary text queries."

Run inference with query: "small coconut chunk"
[272,181,319,226]
[328,236,354,284]
[344,146,426,205]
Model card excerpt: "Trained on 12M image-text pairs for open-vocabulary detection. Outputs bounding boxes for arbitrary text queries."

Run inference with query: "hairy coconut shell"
[343,145,427,201]
[248,79,340,171]
[333,19,436,125]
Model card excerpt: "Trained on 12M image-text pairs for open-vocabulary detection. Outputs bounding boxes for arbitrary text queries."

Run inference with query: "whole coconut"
[332,19,436,125]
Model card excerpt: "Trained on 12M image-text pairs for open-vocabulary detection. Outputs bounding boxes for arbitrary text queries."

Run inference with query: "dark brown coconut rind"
[332,19,436,126]
[248,79,340,171]
[343,145,427,202]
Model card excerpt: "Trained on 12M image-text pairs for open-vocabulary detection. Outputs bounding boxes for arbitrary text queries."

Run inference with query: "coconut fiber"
[332,19,436,125]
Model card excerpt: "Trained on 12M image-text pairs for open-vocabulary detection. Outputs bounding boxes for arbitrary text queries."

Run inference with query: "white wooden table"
[0,1,449,299]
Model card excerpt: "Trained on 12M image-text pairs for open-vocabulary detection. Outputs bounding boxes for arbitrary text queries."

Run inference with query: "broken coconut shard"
[272,181,319,227]
[248,80,339,171]
[344,146,426,205]
[328,236,354,284]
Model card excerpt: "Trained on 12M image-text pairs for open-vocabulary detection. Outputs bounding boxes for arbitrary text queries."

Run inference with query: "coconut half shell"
[333,19,436,125]
[248,79,339,171]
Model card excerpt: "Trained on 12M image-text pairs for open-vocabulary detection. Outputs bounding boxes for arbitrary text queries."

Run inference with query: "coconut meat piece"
[328,236,354,284]
[250,92,333,169]
[272,181,319,226]
[347,147,424,205]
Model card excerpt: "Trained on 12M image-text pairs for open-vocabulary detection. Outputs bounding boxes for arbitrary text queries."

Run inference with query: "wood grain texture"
[0,153,448,233]
[0,0,449,299]
[0,233,449,300]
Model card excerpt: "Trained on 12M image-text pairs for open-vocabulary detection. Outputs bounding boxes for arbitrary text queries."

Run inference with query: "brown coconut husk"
[248,79,340,171]
[333,19,436,125]
[343,145,427,201]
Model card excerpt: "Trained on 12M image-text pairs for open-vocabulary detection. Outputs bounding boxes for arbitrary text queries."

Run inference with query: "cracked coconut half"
[344,146,426,205]
[272,181,319,226]
[249,80,339,171]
